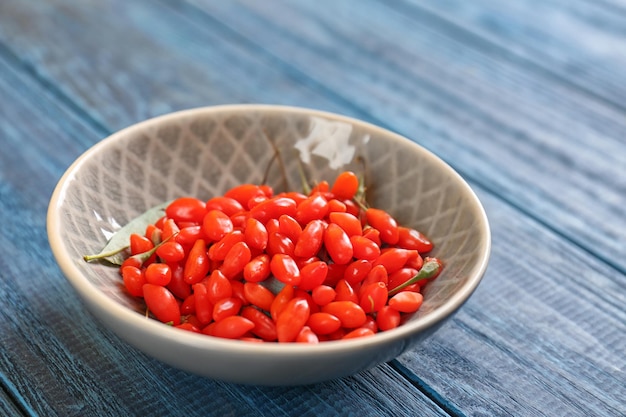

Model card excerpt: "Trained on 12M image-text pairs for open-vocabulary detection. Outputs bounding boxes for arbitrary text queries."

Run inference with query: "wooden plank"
[415,0,626,109]
[169,1,625,414]
[396,186,626,416]
[0,384,26,417]
[3,0,624,274]
[185,0,626,273]
[0,0,624,415]
[0,0,352,131]
[0,35,448,417]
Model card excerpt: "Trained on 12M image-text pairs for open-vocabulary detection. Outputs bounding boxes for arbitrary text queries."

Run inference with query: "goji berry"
[180,294,196,315]
[166,197,206,224]
[324,223,353,265]
[241,306,277,341]
[224,184,266,207]
[270,284,294,321]
[175,322,200,333]
[387,268,419,291]
[358,281,387,313]
[342,327,375,339]
[324,263,347,287]
[243,282,275,311]
[208,230,244,261]
[296,193,329,224]
[361,316,378,333]
[276,297,310,343]
[327,199,347,214]
[143,284,180,325]
[294,288,320,315]
[307,312,342,335]
[310,180,329,194]
[230,280,247,305]
[362,227,382,247]
[249,197,297,224]
[192,282,213,325]
[175,225,203,247]
[329,212,362,237]
[122,266,145,297]
[202,210,234,242]
[166,262,191,299]
[156,241,185,264]
[388,291,424,313]
[120,256,142,271]
[296,326,319,344]
[130,233,153,256]
[405,250,424,270]
[210,316,255,339]
[397,226,434,253]
[278,214,302,243]
[361,264,387,286]
[244,217,268,250]
[376,305,401,331]
[343,259,373,285]
[311,285,336,306]
[334,279,359,303]
[270,254,301,286]
[213,297,243,322]
[205,196,244,217]
[298,260,329,291]
[293,219,325,259]
[183,239,209,284]
[366,208,399,245]
[266,232,295,257]
[206,270,232,304]
[144,262,172,286]
[145,224,161,245]
[373,248,411,275]
[220,241,251,279]
[330,171,359,200]
[322,301,366,328]
[243,254,271,283]
[349,235,380,261]
[161,218,180,242]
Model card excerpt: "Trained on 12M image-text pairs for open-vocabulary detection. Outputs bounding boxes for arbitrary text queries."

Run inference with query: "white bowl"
[47,104,490,385]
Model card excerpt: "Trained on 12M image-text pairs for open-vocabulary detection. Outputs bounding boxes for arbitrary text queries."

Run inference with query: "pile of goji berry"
[119,171,442,343]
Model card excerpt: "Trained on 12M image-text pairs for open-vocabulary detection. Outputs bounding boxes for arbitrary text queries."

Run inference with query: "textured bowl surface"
[47,104,490,385]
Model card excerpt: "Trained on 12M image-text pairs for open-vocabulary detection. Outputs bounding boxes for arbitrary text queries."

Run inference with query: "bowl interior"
[50,105,489,337]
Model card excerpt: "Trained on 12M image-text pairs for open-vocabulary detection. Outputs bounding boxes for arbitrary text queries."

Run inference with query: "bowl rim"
[47,103,491,356]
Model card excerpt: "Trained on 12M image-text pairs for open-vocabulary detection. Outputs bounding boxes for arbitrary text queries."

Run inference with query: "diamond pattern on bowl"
[56,106,489,320]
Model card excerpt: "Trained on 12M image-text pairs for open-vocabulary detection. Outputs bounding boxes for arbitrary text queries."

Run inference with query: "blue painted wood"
[0,383,26,417]
[401,186,626,416]
[195,0,626,273]
[417,0,626,109]
[0,0,625,416]
[0,8,448,417]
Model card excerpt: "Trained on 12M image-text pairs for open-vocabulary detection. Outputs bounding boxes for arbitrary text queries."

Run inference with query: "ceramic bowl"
[47,104,490,385]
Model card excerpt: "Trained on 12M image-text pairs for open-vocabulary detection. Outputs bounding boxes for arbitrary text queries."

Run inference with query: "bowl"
[47,104,490,385]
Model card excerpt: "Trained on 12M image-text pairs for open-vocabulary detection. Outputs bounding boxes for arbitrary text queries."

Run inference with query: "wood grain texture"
[418,0,626,108]
[4,0,625,271]
[399,187,626,416]
[0,74,448,417]
[0,6,447,417]
[0,385,27,417]
[191,0,626,274]
[0,0,624,416]
[0,0,353,131]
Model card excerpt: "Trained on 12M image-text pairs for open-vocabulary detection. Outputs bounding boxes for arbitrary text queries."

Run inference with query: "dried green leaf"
[83,201,171,265]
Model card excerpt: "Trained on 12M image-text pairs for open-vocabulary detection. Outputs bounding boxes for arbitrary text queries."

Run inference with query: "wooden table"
[1,1,624,415]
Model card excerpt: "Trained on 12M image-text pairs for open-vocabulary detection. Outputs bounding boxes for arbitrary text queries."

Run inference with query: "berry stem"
[388,258,441,296]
